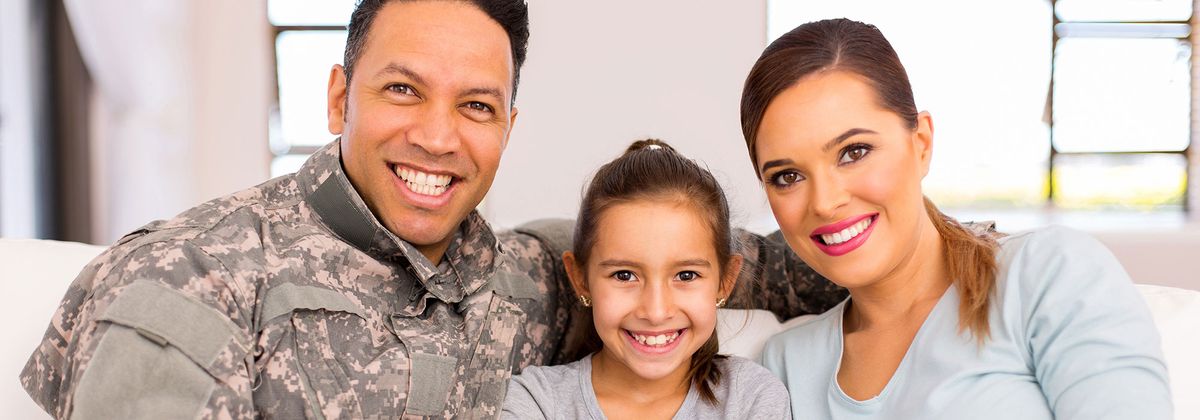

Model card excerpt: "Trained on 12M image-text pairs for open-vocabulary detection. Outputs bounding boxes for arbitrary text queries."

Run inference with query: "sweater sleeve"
[1011,227,1172,420]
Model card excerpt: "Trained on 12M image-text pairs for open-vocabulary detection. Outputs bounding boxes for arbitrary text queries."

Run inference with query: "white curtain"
[63,0,196,243]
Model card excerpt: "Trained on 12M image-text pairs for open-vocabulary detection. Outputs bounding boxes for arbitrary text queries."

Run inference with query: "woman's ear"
[914,111,934,178]
[720,254,744,298]
[562,251,589,298]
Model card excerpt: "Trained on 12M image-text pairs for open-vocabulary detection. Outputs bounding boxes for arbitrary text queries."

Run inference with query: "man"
[20,1,844,418]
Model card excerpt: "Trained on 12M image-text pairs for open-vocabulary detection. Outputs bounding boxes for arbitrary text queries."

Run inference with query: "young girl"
[501,139,791,419]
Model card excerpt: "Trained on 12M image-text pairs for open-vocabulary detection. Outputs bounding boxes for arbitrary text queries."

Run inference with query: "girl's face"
[754,71,933,289]
[566,200,741,382]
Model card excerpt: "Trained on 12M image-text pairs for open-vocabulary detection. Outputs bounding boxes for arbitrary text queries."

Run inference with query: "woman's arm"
[1013,227,1172,419]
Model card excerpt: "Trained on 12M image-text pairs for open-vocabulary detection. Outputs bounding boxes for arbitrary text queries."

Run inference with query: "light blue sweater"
[761,226,1172,420]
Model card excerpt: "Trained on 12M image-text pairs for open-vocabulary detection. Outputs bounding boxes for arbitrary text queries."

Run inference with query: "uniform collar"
[296,140,502,304]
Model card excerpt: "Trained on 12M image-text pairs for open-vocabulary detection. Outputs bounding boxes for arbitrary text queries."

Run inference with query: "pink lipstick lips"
[810,213,878,256]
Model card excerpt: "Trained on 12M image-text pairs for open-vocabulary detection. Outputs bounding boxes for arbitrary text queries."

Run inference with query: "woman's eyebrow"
[822,128,877,152]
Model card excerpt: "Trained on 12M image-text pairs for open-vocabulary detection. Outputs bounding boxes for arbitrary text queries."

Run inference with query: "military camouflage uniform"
[20,140,847,419]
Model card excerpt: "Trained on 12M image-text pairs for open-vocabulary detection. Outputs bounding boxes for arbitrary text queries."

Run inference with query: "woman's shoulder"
[762,300,844,352]
[997,225,1111,262]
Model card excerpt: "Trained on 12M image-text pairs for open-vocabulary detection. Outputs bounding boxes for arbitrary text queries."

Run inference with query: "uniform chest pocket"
[255,284,383,420]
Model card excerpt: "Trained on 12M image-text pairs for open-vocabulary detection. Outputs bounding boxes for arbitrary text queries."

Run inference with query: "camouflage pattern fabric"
[19,139,852,419]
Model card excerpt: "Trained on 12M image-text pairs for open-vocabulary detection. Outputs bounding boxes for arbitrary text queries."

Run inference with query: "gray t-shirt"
[502,354,791,419]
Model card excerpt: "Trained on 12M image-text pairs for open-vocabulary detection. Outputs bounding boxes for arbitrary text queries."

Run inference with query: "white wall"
[489,0,775,232]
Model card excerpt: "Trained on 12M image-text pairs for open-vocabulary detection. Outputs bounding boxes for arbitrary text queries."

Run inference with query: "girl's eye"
[839,144,872,165]
[612,270,636,282]
[769,171,805,187]
[677,271,700,282]
[386,84,416,96]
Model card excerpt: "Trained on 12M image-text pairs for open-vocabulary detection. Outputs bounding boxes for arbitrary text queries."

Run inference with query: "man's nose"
[408,106,460,156]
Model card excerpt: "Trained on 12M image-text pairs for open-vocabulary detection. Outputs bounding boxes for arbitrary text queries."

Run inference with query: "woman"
[501,139,791,419]
[742,18,1172,419]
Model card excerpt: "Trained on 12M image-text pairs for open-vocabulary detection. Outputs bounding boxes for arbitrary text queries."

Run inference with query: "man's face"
[327,1,518,261]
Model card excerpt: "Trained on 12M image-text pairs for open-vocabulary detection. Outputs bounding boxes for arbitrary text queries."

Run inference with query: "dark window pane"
[275,31,348,150]
[1056,0,1191,22]
[1053,153,1187,210]
[268,0,355,26]
[1052,38,1190,153]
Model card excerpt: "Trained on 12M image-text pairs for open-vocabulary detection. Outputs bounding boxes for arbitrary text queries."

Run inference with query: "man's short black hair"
[343,0,530,102]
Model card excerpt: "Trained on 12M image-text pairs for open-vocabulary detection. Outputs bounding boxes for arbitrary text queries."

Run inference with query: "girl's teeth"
[632,331,680,347]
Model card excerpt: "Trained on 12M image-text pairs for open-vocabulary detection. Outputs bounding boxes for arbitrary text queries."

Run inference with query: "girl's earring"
[578,295,592,307]
[715,297,727,308]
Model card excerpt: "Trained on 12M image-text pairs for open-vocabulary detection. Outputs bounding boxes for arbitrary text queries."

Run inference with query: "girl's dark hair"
[739,18,999,342]
[571,139,734,404]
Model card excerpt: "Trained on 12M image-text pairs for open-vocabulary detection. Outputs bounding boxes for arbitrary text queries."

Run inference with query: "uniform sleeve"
[20,239,256,419]
[503,220,579,368]
[726,229,847,319]
[1014,227,1172,420]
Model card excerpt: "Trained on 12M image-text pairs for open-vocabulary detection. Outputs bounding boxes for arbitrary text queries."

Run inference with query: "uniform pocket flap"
[97,280,246,373]
[406,352,458,416]
[259,283,369,330]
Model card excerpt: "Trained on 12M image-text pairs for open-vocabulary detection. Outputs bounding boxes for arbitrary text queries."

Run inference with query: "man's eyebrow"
[461,87,506,106]
[375,63,426,86]
[822,128,877,153]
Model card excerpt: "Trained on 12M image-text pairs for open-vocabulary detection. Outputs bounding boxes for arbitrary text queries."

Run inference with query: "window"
[767,0,1192,218]
[268,0,356,177]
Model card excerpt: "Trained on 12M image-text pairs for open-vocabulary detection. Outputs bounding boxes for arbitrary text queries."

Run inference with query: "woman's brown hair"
[739,18,999,341]
[570,139,734,404]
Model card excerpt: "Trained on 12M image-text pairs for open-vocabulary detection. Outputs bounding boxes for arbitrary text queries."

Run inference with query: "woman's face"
[566,200,739,382]
[754,71,933,288]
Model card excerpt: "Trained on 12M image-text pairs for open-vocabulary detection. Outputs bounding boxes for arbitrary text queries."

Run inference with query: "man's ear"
[720,254,744,298]
[328,64,348,135]
[562,251,589,298]
[502,105,519,151]
[914,111,934,178]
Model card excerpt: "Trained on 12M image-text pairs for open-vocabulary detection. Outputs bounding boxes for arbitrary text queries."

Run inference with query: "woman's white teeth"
[395,166,452,196]
[632,331,680,346]
[822,218,872,245]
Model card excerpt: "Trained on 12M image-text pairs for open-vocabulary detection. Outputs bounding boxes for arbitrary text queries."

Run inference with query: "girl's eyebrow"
[597,260,641,268]
[676,259,712,268]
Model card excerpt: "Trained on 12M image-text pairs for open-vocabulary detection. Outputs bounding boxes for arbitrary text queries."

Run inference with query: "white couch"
[3,239,1198,419]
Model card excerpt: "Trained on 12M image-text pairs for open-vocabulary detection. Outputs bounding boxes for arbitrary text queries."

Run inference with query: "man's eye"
[677,271,700,282]
[612,271,636,282]
[839,145,872,165]
[769,171,804,187]
[464,101,494,114]
[386,84,416,96]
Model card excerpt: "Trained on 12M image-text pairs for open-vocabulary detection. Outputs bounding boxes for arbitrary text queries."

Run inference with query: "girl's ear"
[562,251,589,298]
[720,254,744,298]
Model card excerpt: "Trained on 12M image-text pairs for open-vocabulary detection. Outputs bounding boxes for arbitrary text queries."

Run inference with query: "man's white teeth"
[822,218,872,245]
[395,166,452,196]
[632,331,680,347]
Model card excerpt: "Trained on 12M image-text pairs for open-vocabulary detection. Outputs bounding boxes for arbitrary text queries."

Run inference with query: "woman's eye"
[677,271,700,282]
[612,270,636,282]
[839,145,872,165]
[769,171,804,187]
